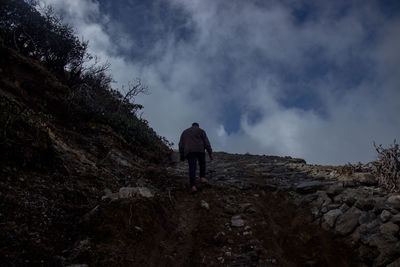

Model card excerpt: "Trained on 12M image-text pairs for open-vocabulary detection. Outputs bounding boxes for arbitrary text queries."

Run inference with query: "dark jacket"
[179,125,212,157]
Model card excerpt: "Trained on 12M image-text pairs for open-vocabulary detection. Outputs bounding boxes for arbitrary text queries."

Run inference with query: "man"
[179,122,213,192]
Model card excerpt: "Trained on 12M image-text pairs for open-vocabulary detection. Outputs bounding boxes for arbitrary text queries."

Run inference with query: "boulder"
[323,209,342,228]
[326,183,344,197]
[238,203,253,213]
[381,210,393,222]
[355,198,376,211]
[335,207,362,236]
[295,181,327,194]
[231,215,245,227]
[387,195,400,209]
[391,214,400,225]
[200,200,210,210]
[353,172,378,186]
[380,222,400,236]
[358,211,377,225]
[119,187,153,198]
[387,258,400,267]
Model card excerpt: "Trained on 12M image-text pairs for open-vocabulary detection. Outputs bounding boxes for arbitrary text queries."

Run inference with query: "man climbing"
[179,122,213,192]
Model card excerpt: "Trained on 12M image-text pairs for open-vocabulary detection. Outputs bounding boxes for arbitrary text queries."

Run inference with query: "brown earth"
[76,175,360,267]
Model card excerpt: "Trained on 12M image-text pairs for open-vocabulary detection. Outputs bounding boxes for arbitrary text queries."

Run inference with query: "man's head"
[192,122,199,127]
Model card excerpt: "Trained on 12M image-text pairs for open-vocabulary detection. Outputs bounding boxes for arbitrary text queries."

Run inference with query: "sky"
[37,0,400,165]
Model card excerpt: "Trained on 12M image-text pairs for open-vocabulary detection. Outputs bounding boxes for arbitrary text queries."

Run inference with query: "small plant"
[370,140,400,192]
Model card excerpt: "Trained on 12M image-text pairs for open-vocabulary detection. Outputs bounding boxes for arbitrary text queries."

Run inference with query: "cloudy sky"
[38,0,400,165]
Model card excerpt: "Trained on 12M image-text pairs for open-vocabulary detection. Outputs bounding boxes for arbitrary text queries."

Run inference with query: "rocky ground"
[2,146,400,266]
[164,152,400,266]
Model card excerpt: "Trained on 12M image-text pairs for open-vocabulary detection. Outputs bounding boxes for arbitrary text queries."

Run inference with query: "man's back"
[179,125,212,156]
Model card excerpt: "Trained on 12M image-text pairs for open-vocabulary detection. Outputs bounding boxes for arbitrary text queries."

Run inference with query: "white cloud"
[37,0,400,165]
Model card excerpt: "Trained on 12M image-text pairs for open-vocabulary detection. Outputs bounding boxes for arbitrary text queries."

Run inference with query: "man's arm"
[202,130,213,160]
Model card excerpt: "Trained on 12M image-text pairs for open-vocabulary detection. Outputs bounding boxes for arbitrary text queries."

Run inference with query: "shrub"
[0,0,172,162]
[0,0,87,75]
[371,140,400,192]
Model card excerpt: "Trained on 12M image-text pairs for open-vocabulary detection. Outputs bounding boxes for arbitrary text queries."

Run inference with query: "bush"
[0,0,87,75]
[0,0,172,162]
[371,140,400,192]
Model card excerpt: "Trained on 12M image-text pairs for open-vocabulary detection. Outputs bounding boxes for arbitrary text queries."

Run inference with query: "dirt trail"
[77,152,362,266]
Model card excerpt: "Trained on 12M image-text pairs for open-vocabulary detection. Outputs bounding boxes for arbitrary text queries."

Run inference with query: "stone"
[358,211,377,225]
[373,197,388,214]
[380,222,400,236]
[387,195,400,209]
[326,184,344,197]
[373,242,400,267]
[355,198,376,211]
[238,203,252,213]
[391,214,400,224]
[295,181,327,194]
[340,203,350,213]
[323,209,342,228]
[335,207,362,236]
[381,210,393,222]
[231,215,245,227]
[369,233,398,248]
[200,200,210,210]
[109,151,132,167]
[119,187,153,198]
[387,258,400,267]
[353,172,378,186]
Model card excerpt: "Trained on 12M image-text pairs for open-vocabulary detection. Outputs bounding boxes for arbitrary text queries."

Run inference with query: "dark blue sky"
[42,0,400,164]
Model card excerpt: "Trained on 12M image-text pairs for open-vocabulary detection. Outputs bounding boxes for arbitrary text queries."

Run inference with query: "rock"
[323,209,342,228]
[118,187,153,198]
[238,203,252,213]
[373,197,388,214]
[391,214,400,224]
[200,200,210,210]
[314,191,332,210]
[134,226,143,233]
[340,203,350,213]
[224,206,237,215]
[387,195,400,209]
[335,207,362,236]
[355,198,376,211]
[101,189,119,201]
[380,222,400,236]
[333,190,357,206]
[231,215,245,227]
[353,172,378,186]
[326,184,344,197]
[358,211,376,225]
[381,210,393,222]
[387,258,400,267]
[369,233,398,248]
[295,181,327,194]
[374,242,400,267]
[109,151,131,167]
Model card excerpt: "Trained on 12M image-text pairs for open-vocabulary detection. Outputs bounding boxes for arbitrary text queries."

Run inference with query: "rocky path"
[162,152,400,266]
[60,152,400,266]
[158,152,358,266]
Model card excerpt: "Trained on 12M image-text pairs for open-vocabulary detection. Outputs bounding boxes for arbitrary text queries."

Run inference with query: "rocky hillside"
[1,45,400,267]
